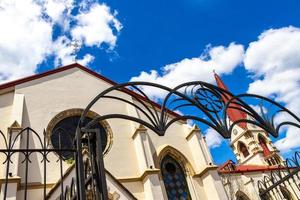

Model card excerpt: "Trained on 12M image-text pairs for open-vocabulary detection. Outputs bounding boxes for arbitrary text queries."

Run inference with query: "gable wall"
[13,68,139,183]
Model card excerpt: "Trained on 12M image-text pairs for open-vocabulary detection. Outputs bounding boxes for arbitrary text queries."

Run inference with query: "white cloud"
[244,26,300,152]
[71,3,122,48]
[53,36,74,66]
[205,128,224,148]
[77,54,95,66]
[0,0,53,81]
[274,127,300,152]
[0,0,121,82]
[43,0,74,24]
[130,43,244,98]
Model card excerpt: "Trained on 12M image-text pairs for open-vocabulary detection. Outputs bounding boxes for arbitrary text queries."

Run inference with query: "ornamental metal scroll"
[79,81,300,139]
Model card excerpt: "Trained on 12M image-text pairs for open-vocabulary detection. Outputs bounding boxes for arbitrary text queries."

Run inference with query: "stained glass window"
[161,155,191,200]
[51,116,107,160]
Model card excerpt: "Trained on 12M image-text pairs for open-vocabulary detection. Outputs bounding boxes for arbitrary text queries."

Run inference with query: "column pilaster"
[132,125,165,200]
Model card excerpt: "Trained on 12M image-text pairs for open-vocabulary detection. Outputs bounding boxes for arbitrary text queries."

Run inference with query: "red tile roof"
[218,159,285,174]
[0,63,182,119]
[218,159,235,170]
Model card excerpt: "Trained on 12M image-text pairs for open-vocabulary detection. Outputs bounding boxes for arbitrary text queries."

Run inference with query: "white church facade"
[0,63,298,200]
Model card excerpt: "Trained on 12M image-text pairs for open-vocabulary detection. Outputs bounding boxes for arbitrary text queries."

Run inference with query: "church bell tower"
[214,72,283,166]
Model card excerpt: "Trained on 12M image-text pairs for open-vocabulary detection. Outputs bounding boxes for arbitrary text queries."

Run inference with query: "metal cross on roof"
[69,40,82,62]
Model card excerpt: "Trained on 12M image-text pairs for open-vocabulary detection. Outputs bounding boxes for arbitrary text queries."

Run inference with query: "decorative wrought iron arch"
[79,81,300,138]
[76,81,300,199]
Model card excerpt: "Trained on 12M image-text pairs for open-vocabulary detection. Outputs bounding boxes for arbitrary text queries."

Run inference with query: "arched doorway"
[161,155,191,200]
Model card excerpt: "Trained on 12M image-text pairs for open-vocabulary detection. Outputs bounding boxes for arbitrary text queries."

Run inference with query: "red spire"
[214,71,248,129]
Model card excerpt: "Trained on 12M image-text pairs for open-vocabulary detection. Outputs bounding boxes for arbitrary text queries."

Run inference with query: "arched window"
[161,155,191,200]
[238,142,249,158]
[51,116,107,160]
[258,135,271,157]
[236,191,250,200]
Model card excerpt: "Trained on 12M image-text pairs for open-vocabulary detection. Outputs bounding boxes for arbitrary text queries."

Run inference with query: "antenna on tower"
[68,40,82,62]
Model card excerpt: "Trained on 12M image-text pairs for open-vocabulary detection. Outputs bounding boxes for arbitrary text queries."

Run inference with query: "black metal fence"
[0,126,107,200]
[258,152,300,200]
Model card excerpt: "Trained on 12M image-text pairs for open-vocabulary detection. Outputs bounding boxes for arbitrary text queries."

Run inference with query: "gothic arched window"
[238,142,249,158]
[161,155,191,200]
[258,135,271,157]
[280,186,294,200]
[51,116,107,160]
[236,191,250,200]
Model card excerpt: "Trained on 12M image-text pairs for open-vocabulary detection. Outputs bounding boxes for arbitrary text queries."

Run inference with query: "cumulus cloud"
[205,128,224,148]
[52,36,74,66]
[0,0,121,82]
[72,3,122,47]
[43,0,74,25]
[77,54,95,66]
[0,0,53,81]
[131,43,244,98]
[244,26,300,152]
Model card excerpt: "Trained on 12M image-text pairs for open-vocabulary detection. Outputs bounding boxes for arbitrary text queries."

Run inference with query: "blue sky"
[1,0,300,164]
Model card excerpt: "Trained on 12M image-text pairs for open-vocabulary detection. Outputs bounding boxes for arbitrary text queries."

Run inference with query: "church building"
[214,73,299,200]
[0,63,297,200]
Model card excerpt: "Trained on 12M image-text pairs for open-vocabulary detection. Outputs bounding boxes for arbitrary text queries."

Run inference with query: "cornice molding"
[193,166,219,178]
[117,168,160,183]
[185,125,200,141]
[131,125,147,140]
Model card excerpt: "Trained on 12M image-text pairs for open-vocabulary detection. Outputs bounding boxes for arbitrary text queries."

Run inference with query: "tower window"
[258,135,271,157]
[238,142,249,158]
